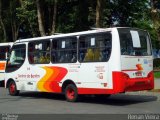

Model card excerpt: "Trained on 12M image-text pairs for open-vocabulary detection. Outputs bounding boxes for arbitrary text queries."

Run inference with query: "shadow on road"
[20,92,66,101]
[17,92,158,106]
[80,94,158,106]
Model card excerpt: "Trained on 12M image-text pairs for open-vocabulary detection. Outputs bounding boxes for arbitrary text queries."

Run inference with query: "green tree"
[36,0,58,36]
[10,0,21,41]
[0,0,7,42]
[0,0,159,45]
[151,0,160,43]
[56,0,89,33]
[108,0,149,26]
[16,0,39,38]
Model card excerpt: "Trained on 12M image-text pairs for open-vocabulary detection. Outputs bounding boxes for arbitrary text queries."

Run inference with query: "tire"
[8,81,19,96]
[65,84,78,102]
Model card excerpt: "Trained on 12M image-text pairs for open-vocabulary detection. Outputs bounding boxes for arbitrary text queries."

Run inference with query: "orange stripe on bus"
[0,62,6,70]
[37,66,68,92]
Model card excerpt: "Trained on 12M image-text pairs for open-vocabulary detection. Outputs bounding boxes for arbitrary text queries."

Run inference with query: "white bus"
[0,42,13,86]
[5,28,154,102]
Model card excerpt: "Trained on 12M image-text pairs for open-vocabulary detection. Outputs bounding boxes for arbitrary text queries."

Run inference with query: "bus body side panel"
[77,28,123,94]
[35,64,79,93]
[76,62,109,93]
[5,29,123,95]
[5,62,70,93]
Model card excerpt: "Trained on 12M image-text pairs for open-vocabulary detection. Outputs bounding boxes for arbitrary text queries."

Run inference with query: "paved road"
[0,87,160,114]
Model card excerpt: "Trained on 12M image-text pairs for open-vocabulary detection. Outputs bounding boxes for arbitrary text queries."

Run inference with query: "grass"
[154,71,160,78]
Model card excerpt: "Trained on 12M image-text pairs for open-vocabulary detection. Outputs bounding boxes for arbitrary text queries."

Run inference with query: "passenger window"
[79,32,112,62]
[51,37,77,63]
[28,40,50,64]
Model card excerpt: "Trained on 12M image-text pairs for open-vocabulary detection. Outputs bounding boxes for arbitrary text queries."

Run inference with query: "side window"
[0,46,10,60]
[79,32,112,62]
[120,33,133,55]
[28,40,50,64]
[6,44,26,73]
[51,37,77,63]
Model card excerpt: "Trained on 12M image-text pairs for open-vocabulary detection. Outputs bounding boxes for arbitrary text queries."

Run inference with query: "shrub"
[153,58,160,70]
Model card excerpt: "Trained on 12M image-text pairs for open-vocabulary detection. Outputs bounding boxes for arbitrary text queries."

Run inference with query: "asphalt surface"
[0,87,160,114]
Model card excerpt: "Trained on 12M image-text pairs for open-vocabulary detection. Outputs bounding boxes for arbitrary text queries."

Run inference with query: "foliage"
[154,72,160,78]
[56,0,89,33]
[16,0,39,38]
[153,58,160,68]
[0,0,159,47]
[108,0,149,26]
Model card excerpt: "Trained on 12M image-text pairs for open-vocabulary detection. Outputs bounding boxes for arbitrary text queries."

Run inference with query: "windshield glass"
[118,28,152,56]
[6,44,26,73]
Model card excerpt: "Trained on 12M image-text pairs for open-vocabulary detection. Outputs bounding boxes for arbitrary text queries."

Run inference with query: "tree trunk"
[96,0,104,28]
[0,0,7,42]
[12,22,19,41]
[19,0,37,37]
[50,0,57,35]
[10,1,15,41]
[76,0,89,31]
[151,0,160,42]
[36,0,45,36]
[10,0,19,41]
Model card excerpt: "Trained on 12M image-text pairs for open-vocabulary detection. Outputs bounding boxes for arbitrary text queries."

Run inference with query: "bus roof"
[15,28,113,43]
[14,27,146,43]
[0,42,13,46]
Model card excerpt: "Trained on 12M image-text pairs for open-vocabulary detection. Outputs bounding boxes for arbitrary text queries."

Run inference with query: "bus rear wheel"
[65,84,78,102]
[8,81,19,96]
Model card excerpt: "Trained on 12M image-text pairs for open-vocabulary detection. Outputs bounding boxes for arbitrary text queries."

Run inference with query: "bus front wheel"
[65,84,78,102]
[8,81,19,96]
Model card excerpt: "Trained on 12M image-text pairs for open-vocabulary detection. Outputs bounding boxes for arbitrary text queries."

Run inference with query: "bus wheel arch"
[7,79,19,96]
[62,80,76,93]
[62,80,78,102]
[6,79,14,88]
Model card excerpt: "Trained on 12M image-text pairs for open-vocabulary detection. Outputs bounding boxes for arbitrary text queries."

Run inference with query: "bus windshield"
[118,28,152,56]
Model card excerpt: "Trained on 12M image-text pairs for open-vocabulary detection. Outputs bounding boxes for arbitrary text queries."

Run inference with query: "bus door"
[119,28,152,78]
[78,32,112,88]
